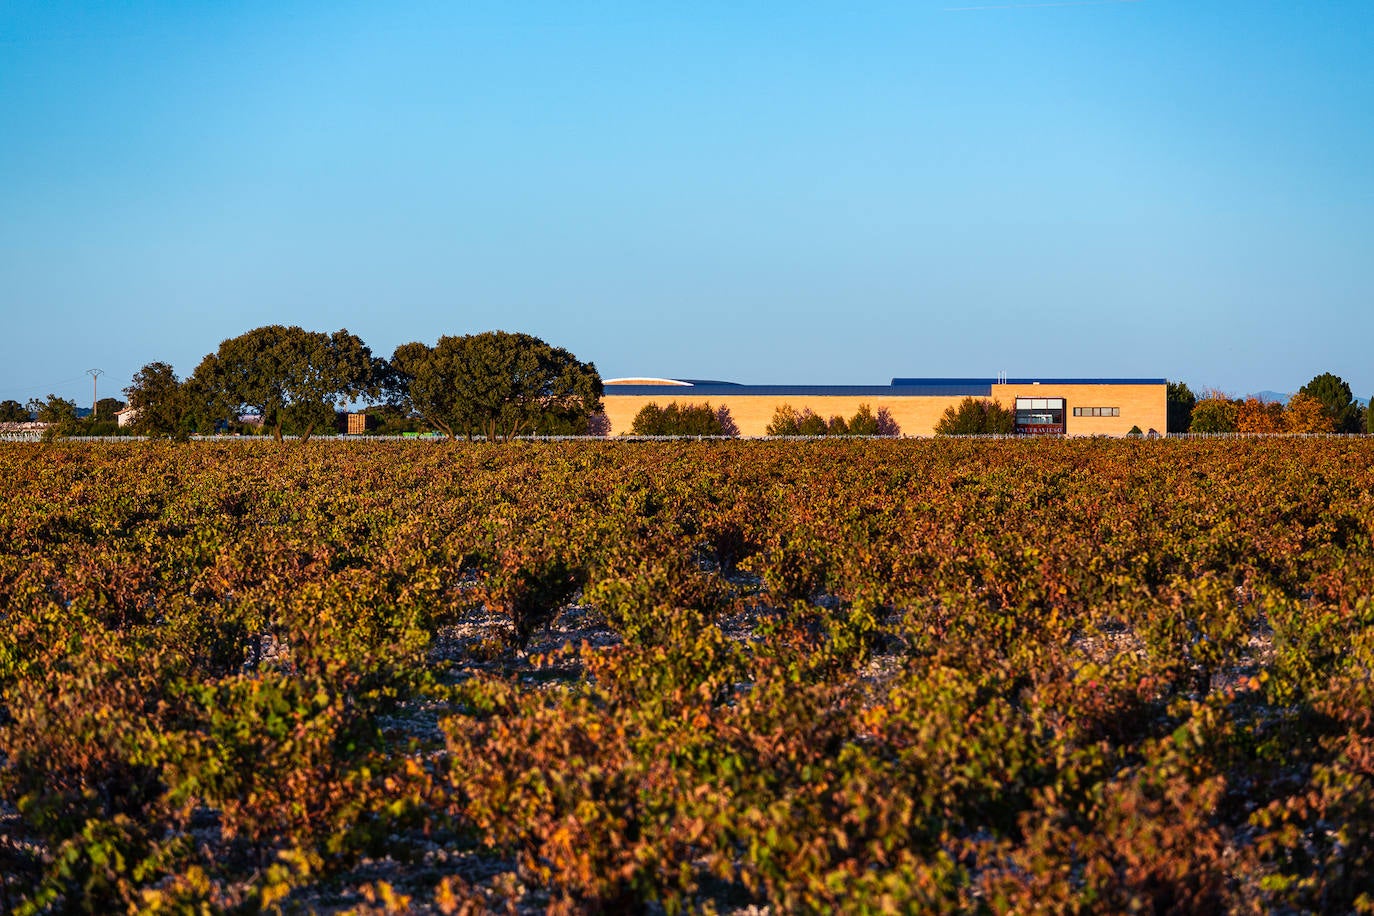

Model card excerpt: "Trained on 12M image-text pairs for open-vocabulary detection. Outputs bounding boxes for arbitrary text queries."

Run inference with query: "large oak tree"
[191,326,379,442]
[391,331,602,441]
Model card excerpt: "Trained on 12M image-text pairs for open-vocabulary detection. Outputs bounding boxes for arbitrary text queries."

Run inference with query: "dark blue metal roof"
[607,378,1165,398]
[878,381,993,396]
[607,384,927,397]
[891,377,1167,387]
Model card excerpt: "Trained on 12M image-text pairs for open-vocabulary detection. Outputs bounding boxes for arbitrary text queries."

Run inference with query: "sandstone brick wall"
[603,383,1167,437]
[992,383,1168,437]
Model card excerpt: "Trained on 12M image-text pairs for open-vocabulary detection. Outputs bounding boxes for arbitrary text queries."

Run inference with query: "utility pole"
[87,368,105,417]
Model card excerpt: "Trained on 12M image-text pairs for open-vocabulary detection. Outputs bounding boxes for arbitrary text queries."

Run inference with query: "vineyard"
[3,439,1374,913]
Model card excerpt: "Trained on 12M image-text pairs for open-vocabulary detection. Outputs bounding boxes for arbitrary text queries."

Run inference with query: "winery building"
[601,377,1168,437]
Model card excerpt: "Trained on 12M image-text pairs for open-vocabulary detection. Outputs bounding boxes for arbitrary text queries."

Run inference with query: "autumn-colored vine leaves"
[2,439,1373,912]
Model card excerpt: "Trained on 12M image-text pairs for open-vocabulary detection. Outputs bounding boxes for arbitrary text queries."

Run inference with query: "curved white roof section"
[605,377,693,386]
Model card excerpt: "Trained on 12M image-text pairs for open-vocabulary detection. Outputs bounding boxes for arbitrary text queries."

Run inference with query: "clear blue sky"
[3,0,1372,406]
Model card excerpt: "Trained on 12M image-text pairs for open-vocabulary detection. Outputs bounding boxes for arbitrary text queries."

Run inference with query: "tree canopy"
[1191,390,1340,435]
[25,395,79,438]
[934,397,1015,436]
[1167,381,1197,433]
[125,362,191,439]
[1235,397,1285,434]
[27,395,77,426]
[1297,373,1362,432]
[847,404,880,436]
[0,400,28,422]
[1284,392,1335,433]
[391,332,602,441]
[630,402,738,436]
[94,398,125,422]
[767,405,827,436]
[766,403,898,436]
[1189,395,1239,433]
[190,326,379,441]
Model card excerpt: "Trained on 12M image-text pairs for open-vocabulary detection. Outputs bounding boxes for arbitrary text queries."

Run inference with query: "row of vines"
[3,439,1374,913]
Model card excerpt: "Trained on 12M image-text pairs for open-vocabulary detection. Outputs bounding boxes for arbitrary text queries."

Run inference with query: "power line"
[0,375,92,400]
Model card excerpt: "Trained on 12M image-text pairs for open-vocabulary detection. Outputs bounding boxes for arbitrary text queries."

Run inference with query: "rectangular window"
[1073,406,1120,418]
[1016,396,1065,433]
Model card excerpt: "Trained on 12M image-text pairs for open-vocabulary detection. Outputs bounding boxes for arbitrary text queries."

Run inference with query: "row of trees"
[18,349,1369,441]
[765,403,901,437]
[122,326,603,441]
[630,402,740,436]
[931,373,1368,437]
[1170,374,1369,434]
[0,396,128,436]
[1191,392,1337,434]
[625,401,902,437]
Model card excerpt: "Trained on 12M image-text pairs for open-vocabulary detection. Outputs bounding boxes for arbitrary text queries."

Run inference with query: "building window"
[1073,407,1120,417]
[1015,397,1065,434]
